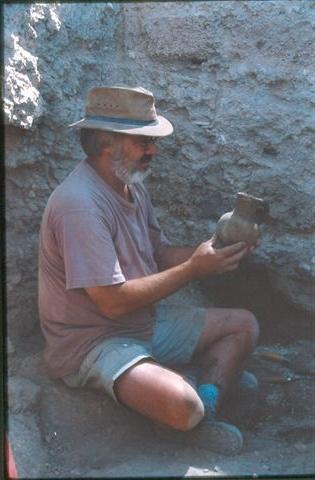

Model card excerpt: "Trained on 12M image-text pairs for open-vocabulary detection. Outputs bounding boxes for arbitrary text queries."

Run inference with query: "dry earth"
[7,334,315,478]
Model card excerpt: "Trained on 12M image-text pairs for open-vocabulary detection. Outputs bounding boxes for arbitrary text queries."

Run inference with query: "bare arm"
[156,245,197,270]
[86,260,195,320]
[86,238,248,320]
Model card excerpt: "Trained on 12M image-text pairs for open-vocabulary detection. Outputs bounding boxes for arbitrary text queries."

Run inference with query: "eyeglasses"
[134,136,158,148]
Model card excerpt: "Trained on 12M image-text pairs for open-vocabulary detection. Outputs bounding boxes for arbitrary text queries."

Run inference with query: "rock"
[85,459,201,478]
[142,14,217,63]
[8,377,41,413]
[294,442,307,453]
[8,413,48,478]
[266,389,286,408]
[4,6,43,129]
[134,2,314,315]
[39,382,152,468]
[7,337,15,355]
[18,351,49,385]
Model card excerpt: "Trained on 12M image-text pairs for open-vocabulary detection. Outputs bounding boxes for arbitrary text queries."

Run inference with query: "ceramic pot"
[215,192,269,247]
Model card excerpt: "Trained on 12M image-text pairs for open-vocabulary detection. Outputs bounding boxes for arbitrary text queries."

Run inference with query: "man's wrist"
[182,258,198,282]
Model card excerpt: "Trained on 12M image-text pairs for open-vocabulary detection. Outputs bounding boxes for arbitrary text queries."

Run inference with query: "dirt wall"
[5,2,315,349]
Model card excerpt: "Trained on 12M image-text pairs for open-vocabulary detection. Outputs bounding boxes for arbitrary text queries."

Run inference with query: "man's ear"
[96,131,116,157]
[100,144,113,155]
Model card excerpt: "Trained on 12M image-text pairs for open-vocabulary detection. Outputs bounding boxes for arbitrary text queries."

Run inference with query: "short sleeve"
[54,211,125,289]
[144,190,171,256]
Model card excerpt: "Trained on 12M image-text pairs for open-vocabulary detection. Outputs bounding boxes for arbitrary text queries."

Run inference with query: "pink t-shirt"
[38,159,170,378]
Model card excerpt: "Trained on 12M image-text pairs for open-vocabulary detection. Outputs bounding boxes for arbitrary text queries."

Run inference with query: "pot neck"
[233,200,258,219]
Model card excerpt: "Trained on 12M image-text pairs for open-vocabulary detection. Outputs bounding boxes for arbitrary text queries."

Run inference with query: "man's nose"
[146,142,158,155]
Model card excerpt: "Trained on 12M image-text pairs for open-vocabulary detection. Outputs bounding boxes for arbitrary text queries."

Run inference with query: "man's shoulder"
[45,163,107,221]
[48,176,91,212]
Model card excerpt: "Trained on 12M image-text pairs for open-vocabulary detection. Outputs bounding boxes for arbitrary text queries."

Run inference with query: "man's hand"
[247,238,262,254]
[186,236,248,279]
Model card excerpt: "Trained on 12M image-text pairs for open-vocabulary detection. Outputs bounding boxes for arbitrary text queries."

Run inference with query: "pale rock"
[8,377,41,413]
[295,442,307,453]
[7,337,15,355]
[8,413,48,478]
[18,352,49,385]
[39,383,152,448]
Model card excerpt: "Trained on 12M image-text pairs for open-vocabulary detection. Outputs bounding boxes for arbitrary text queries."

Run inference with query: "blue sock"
[197,384,220,413]
[239,371,258,391]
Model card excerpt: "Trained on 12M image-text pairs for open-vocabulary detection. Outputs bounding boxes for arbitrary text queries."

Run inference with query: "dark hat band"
[85,115,159,126]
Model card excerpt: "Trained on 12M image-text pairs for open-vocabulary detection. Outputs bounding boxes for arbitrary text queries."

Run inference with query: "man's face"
[109,135,158,184]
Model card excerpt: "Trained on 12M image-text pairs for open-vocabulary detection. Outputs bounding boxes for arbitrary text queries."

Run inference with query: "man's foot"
[153,416,243,455]
[238,370,259,391]
[197,372,259,417]
[228,370,259,399]
[179,366,258,395]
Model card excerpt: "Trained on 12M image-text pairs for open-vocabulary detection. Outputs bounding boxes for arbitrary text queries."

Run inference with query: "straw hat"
[69,86,173,137]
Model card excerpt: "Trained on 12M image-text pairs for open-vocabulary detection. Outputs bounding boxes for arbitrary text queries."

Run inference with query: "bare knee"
[114,361,204,431]
[234,309,260,350]
[169,388,204,431]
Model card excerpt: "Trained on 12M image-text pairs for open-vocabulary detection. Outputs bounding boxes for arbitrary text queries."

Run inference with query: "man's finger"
[224,247,248,266]
[223,263,239,272]
[220,241,247,257]
[210,233,217,245]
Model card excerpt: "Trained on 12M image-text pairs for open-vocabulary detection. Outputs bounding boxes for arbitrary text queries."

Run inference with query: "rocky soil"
[6,326,315,478]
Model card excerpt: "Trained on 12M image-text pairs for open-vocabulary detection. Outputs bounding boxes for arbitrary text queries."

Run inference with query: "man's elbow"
[85,285,136,319]
[99,302,128,320]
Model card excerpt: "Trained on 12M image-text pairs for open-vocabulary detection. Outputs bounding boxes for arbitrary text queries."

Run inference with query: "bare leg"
[192,308,259,399]
[113,309,258,432]
[114,359,204,431]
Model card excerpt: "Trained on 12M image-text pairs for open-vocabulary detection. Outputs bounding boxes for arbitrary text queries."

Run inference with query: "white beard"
[127,169,151,184]
[111,149,151,184]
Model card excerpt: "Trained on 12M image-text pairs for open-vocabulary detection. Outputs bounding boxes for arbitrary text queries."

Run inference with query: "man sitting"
[38,86,259,455]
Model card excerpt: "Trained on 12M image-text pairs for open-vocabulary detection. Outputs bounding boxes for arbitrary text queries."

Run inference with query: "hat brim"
[68,114,173,137]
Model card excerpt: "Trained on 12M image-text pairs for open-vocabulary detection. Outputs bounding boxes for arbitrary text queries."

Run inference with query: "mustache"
[140,155,153,163]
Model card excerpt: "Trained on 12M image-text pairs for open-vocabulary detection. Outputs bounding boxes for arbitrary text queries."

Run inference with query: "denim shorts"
[63,303,207,402]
